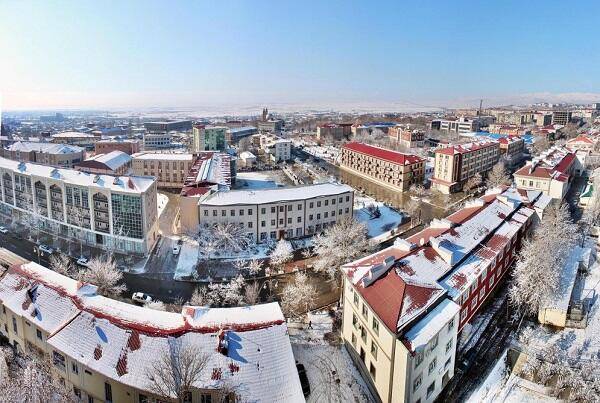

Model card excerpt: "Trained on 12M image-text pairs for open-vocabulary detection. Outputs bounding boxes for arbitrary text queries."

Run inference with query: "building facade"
[0,262,304,403]
[316,123,353,141]
[0,157,158,255]
[75,151,132,176]
[260,136,292,162]
[340,142,425,192]
[388,127,425,149]
[497,136,526,168]
[340,187,543,403]
[430,117,483,134]
[2,141,85,168]
[131,152,196,188]
[552,111,573,126]
[142,132,172,149]
[431,140,500,194]
[193,126,228,151]
[143,120,192,132]
[191,183,354,243]
[51,132,98,149]
[94,139,141,155]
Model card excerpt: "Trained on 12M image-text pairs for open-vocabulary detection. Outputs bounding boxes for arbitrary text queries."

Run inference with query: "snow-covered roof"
[83,151,132,170]
[4,262,303,402]
[403,299,460,352]
[5,141,84,154]
[51,131,96,138]
[200,183,354,206]
[239,151,256,159]
[0,156,154,194]
[132,152,194,161]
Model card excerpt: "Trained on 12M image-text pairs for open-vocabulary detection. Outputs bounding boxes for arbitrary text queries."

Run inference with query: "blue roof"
[473,131,534,145]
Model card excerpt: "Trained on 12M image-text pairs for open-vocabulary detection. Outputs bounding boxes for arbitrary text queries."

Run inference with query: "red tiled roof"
[343,142,423,165]
[567,135,595,145]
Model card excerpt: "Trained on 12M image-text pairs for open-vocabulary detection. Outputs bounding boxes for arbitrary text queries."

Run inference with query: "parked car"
[38,244,54,254]
[296,363,310,397]
[0,226,8,234]
[131,292,154,304]
[76,257,90,267]
[172,245,181,255]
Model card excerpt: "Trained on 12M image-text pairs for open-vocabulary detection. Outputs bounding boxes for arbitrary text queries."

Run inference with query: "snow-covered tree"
[311,218,371,280]
[204,275,247,307]
[147,339,209,403]
[405,198,422,226]
[487,160,510,189]
[188,286,209,306]
[269,240,294,269]
[243,281,261,305]
[510,203,576,318]
[190,223,254,261]
[79,255,126,297]
[245,259,263,277]
[464,173,483,194]
[49,253,77,277]
[409,184,427,198]
[281,272,316,320]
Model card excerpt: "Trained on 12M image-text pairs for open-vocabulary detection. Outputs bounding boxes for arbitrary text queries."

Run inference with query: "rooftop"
[80,151,132,171]
[51,131,96,138]
[132,152,195,161]
[5,141,85,154]
[514,146,575,181]
[436,140,498,156]
[343,142,423,165]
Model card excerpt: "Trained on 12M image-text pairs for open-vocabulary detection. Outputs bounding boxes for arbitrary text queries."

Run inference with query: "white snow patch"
[157,192,169,217]
[354,195,404,242]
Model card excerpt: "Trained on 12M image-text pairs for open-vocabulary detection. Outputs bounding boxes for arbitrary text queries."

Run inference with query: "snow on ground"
[157,193,169,217]
[288,311,375,402]
[234,171,283,190]
[466,349,509,403]
[354,195,404,242]
[459,289,508,353]
[174,239,199,280]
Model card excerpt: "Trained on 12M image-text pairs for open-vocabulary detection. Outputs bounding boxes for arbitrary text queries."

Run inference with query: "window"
[230,209,235,216]
[413,373,422,392]
[447,318,455,332]
[261,208,266,214]
[471,296,478,310]
[460,309,468,322]
[287,218,292,224]
[271,219,276,226]
[71,362,79,374]
[287,205,292,211]
[221,210,226,217]
[345,208,349,214]
[212,210,217,216]
[325,199,329,206]
[372,318,379,335]
[415,351,424,368]
[309,214,313,220]
[362,304,368,318]
[88,396,94,403]
[346,196,350,202]
[332,198,336,205]
[52,351,66,370]
[203,210,208,216]
[139,395,149,403]
[317,213,321,220]
[297,217,301,223]
[317,201,321,207]
[446,339,453,353]
[309,202,314,208]
[36,329,42,340]
[426,381,435,398]
[239,209,244,216]
[339,209,342,215]
[248,209,253,215]
[297,204,302,210]
[261,220,266,227]
[339,197,343,203]
[279,206,284,212]
[324,212,328,218]
[369,363,376,380]
[270,231,276,239]
[105,382,113,403]
[247,222,253,228]
[200,394,213,403]
[445,357,452,369]
[279,219,284,225]
[351,333,357,346]
[370,341,378,360]
[271,207,276,213]
[12,317,17,333]
[360,326,367,342]
[353,292,359,305]
[430,334,438,351]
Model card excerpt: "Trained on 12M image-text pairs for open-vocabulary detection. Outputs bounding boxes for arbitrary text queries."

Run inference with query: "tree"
[404,198,422,226]
[243,281,261,305]
[147,339,210,403]
[79,255,126,297]
[245,259,263,277]
[533,135,550,155]
[509,203,576,318]
[281,272,316,320]
[311,218,371,281]
[409,184,427,198]
[49,253,78,277]
[464,173,482,194]
[188,286,209,306]
[204,275,247,307]
[269,240,294,269]
[190,223,254,261]
[487,160,510,189]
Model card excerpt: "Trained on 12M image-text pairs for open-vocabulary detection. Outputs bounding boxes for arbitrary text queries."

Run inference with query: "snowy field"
[234,171,284,190]
[354,195,404,242]
[288,311,375,402]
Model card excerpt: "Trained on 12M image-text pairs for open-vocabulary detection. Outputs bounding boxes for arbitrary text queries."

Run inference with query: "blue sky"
[1,0,599,110]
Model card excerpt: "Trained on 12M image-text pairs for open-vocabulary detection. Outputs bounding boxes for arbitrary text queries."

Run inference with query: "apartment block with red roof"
[431,140,500,194]
[340,142,425,192]
[340,187,546,403]
[513,146,579,199]
[497,136,525,168]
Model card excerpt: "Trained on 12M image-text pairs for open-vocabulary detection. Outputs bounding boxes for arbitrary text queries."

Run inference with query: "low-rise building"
[388,127,425,148]
[131,152,196,188]
[552,111,573,126]
[142,132,172,149]
[351,122,397,137]
[0,261,304,403]
[94,138,141,155]
[257,119,284,133]
[513,146,578,199]
[431,140,500,194]
[226,126,258,143]
[2,141,85,167]
[316,123,353,141]
[261,136,292,162]
[75,151,132,176]
[430,117,484,134]
[143,120,192,132]
[566,135,597,153]
[0,157,158,255]
[497,136,526,168]
[238,151,257,169]
[51,132,98,149]
[340,187,543,403]
[340,142,425,192]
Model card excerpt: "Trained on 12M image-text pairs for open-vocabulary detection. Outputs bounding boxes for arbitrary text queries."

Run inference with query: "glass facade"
[111,193,143,239]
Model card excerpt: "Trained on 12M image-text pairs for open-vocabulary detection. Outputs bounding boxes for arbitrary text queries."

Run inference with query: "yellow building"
[0,262,304,403]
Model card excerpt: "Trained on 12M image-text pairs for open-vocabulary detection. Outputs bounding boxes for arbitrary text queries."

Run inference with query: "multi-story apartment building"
[226,126,257,143]
[388,127,425,148]
[486,124,522,136]
[257,119,283,133]
[533,112,553,127]
[340,142,425,192]
[260,136,292,162]
[497,136,526,168]
[431,140,500,194]
[316,123,353,141]
[430,117,483,135]
[131,152,196,188]
[94,138,141,155]
[514,146,578,199]
[191,183,354,242]
[0,261,304,403]
[552,111,573,126]
[0,157,158,255]
[340,187,545,403]
[192,126,228,151]
[142,132,172,149]
[143,120,193,132]
[2,141,85,167]
[75,151,132,176]
[51,132,98,149]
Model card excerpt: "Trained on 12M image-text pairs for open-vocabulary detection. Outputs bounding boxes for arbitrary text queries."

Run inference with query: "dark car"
[296,363,310,397]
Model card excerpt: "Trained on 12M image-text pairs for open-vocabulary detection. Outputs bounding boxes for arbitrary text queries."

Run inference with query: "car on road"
[0,226,7,234]
[132,292,154,304]
[38,244,54,254]
[172,245,181,255]
[76,257,90,267]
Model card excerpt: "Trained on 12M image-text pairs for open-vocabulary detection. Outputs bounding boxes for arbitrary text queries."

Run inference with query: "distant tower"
[262,107,268,121]
[478,99,483,116]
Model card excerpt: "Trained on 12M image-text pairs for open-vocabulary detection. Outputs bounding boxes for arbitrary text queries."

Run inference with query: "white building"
[0,156,159,255]
[238,151,257,168]
[142,132,172,149]
[194,183,354,242]
[261,136,292,162]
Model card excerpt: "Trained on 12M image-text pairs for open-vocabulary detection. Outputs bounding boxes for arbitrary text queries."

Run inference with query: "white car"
[38,244,54,254]
[172,245,181,255]
[76,257,90,267]
[132,292,154,304]
[0,226,7,234]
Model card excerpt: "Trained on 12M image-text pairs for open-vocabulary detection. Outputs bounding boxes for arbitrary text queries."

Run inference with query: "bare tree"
[188,286,209,306]
[281,272,316,320]
[49,253,78,277]
[243,281,261,305]
[269,239,294,269]
[245,259,263,277]
[147,339,210,403]
[79,255,126,297]
[533,135,550,155]
[486,160,510,189]
[404,198,422,226]
[464,173,482,195]
[409,184,427,198]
